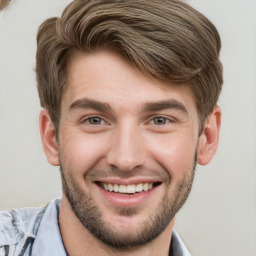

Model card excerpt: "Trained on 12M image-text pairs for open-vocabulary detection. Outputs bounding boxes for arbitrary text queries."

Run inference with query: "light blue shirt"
[0,199,191,256]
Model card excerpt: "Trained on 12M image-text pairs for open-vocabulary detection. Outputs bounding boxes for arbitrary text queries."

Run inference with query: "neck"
[59,195,175,256]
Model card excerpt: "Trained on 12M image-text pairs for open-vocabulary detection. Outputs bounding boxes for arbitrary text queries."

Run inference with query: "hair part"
[36,0,223,132]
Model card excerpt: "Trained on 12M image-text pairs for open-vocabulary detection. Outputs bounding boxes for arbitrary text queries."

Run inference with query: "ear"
[39,109,60,166]
[197,106,221,165]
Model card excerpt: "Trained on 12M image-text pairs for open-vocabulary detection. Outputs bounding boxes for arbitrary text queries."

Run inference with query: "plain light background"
[0,0,255,255]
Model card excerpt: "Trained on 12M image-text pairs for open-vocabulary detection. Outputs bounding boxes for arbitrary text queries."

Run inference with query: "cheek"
[59,131,108,174]
[145,133,197,180]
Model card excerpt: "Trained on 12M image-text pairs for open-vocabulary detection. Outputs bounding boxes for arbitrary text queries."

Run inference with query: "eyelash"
[81,116,109,126]
[81,115,174,126]
[148,116,175,126]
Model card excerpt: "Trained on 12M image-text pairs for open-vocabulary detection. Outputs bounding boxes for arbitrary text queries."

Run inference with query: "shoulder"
[0,204,47,246]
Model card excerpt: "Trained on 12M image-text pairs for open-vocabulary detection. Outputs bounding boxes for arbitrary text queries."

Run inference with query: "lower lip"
[96,184,161,207]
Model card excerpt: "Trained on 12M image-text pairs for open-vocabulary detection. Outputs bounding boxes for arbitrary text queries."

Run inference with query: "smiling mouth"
[97,182,161,194]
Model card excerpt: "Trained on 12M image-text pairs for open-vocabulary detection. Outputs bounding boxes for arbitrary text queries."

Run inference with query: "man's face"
[58,50,200,249]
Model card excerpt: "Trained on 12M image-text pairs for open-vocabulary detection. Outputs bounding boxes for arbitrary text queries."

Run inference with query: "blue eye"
[152,116,170,125]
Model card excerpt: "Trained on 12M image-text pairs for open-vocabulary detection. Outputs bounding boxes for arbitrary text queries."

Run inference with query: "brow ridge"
[69,98,188,115]
[142,99,188,114]
[69,98,111,112]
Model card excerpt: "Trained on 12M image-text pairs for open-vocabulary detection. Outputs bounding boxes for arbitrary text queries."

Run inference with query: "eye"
[82,116,109,126]
[151,116,171,125]
[79,115,111,133]
[87,116,104,125]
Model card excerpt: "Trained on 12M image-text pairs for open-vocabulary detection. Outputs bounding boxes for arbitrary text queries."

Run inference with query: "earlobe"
[39,109,60,166]
[197,106,221,165]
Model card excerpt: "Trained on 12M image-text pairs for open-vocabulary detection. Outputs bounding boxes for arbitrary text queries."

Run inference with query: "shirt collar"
[170,230,191,256]
[31,199,67,256]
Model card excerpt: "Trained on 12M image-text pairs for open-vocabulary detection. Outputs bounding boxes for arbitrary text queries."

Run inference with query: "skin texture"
[40,50,221,256]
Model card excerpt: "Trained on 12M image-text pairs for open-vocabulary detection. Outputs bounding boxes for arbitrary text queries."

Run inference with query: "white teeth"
[144,183,149,191]
[119,185,127,193]
[136,183,143,192]
[108,184,114,192]
[114,184,119,192]
[127,185,136,194]
[100,182,155,194]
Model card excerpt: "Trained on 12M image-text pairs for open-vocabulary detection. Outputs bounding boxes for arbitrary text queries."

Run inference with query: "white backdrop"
[0,1,255,255]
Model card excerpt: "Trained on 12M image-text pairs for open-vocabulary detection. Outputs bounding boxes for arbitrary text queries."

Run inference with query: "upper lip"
[95,177,162,185]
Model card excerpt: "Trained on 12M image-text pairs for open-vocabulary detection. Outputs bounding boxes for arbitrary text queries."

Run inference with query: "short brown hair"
[36,0,223,130]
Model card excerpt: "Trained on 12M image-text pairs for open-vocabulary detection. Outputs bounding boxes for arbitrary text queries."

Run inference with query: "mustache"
[84,166,169,182]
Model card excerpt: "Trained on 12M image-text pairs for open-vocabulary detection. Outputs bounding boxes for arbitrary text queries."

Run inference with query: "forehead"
[63,50,197,113]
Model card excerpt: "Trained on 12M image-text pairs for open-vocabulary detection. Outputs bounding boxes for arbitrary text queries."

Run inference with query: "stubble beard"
[60,161,196,251]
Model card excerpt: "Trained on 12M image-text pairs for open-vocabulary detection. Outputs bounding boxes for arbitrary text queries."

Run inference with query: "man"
[0,0,222,255]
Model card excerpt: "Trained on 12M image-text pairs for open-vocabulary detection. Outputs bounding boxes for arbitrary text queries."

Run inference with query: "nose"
[107,123,145,171]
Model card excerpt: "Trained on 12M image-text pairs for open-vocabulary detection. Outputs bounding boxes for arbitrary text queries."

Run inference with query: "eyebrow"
[141,99,188,114]
[69,98,111,112]
[69,98,188,115]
